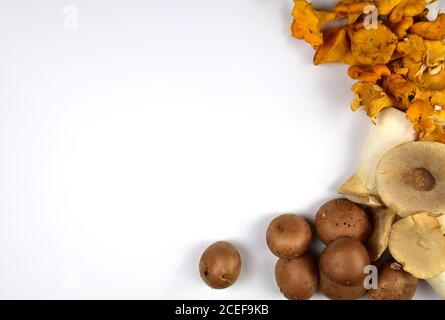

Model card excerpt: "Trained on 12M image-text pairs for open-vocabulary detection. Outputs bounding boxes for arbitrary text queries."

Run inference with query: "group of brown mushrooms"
[290,0,445,299]
[199,137,445,299]
[336,108,445,299]
[197,0,445,300]
[265,184,444,300]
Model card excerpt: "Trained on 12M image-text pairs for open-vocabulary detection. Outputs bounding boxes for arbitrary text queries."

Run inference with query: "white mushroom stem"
[427,215,445,299]
[339,107,416,207]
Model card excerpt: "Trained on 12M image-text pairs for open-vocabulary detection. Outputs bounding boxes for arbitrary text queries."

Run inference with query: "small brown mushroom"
[368,262,418,300]
[199,241,241,289]
[275,254,318,300]
[266,214,312,259]
[315,199,371,245]
[319,269,367,300]
[319,237,370,287]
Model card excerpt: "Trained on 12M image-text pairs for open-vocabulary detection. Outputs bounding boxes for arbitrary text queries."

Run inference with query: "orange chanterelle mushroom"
[290,0,445,143]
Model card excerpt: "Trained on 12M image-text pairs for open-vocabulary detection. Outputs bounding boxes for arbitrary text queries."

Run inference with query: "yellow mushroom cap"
[375,141,445,217]
[389,212,445,279]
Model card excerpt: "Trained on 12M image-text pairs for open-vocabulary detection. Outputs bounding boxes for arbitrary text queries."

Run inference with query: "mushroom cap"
[199,241,242,289]
[266,214,312,259]
[389,212,445,279]
[315,199,371,245]
[375,141,445,217]
[319,237,370,287]
[319,269,367,300]
[368,262,417,300]
[275,254,318,300]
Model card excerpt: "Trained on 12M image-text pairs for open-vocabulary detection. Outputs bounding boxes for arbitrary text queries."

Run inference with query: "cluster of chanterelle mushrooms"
[291,0,445,298]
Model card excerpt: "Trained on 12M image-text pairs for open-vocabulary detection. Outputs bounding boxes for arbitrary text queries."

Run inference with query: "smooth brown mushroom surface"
[275,254,318,300]
[320,237,370,287]
[266,214,312,259]
[199,241,242,289]
[319,269,367,300]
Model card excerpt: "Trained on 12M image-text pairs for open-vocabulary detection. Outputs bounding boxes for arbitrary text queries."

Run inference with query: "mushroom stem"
[339,107,416,207]
[428,272,445,299]
[427,215,445,299]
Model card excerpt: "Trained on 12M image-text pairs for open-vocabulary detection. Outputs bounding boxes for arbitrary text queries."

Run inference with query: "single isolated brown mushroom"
[199,241,242,289]
[375,141,445,217]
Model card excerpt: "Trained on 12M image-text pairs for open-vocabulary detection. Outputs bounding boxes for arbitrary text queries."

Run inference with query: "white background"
[0,0,442,299]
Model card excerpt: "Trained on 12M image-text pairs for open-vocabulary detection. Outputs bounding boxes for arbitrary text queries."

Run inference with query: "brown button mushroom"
[199,241,241,289]
[375,141,445,217]
[319,270,367,300]
[320,237,370,287]
[266,214,312,259]
[315,199,371,245]
[368,262,418,300]
[275,254,318,300]
[389,212,445,279]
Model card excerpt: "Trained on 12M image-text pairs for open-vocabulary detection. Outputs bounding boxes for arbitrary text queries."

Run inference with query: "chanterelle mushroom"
[339,107,416,207]
[389,212,445,280]
[375,141,445,217]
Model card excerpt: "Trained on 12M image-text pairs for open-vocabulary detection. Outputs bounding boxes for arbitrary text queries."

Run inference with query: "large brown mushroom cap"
[375,141,445,217]
[319,237,370,287]
[389,212,445,279]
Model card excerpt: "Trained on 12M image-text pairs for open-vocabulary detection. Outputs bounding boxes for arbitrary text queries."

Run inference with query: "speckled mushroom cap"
[375,141,445,217]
